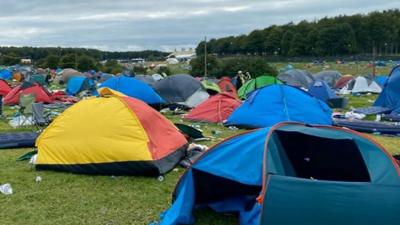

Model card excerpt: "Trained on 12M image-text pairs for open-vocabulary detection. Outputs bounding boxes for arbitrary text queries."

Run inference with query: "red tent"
[335,75,353,89]
[184,93,241,123]
[0,79,11,96]
[3,82,53,105]
[218,76,238,98]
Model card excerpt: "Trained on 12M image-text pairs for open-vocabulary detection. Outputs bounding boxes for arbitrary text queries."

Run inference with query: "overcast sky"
[0,0,398,52]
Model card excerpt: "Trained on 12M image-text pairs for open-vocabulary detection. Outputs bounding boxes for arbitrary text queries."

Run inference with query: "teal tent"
[156,123,400,225]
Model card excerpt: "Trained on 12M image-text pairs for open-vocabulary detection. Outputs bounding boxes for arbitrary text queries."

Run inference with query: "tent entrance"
[274,130,371,182]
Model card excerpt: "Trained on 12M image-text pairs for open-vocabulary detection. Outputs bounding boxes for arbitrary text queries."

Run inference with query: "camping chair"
[32,102,51,130]
[18,94,36,126]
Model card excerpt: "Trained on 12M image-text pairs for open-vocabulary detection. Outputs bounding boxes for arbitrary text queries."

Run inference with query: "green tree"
[0,53,20,65]
[190,54,220,77]
[59,54,77,69]
[43,54,59,69]
[77,55,98,71]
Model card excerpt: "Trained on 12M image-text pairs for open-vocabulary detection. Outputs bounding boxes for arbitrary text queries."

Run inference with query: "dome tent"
[99,76,165,105]
[238,75,282,99]
[153,74,209,108]
[35,88,187,176]
[308,80,338,102]
[335,75,354,89]
[184,93,241,123]
[217,76,238,98]
[134,75,156,86]
[66,76,97,96]
[225,84,332,128]
[201,79,221,95]
[156,122,400,225]
[374,65,400,111]
[339,76,381,94]
[313,70,342,87]
[3,82,53,105]
[278,69,314,89]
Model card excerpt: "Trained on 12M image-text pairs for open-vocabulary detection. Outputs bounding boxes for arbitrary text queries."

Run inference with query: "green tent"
[238,75,281,99]
[201,79,221,95]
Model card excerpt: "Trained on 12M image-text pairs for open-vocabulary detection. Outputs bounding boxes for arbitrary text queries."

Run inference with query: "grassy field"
[1,62,399,225]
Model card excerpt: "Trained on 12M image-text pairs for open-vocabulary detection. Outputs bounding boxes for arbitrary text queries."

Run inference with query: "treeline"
[196,9,400,57]
[0,46,169,64]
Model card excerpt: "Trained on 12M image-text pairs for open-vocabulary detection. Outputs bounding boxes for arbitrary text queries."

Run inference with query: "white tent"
[339,76,381,94]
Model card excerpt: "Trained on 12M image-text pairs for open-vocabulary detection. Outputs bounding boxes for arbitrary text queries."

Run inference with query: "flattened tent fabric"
[313,70,342,87]
[374,66,400,111]
[35,89,188,176]
[3,82,53,105]
[0,79,11,96]
[277,69,314,89]
[152,74,164,81]
[308,80,338,102]
[184,93,241,123]
[99,76,165,105]
[339,76,382,94]
[225,84,332,128]
[66,76,97,96]
[0,69,12,80]
[238,75,281,99]
[156,123,400,225]
[153,74,209,108]
[217,76,238,98]
[335,75,353,89]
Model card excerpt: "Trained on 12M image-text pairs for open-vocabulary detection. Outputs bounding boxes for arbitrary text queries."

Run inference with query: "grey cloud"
[0,0,398,51]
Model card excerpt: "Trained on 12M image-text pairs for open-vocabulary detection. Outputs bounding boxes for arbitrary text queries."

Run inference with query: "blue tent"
[156,123,400,225]
[99,76,165,105]
[66,76,97,96]
[375,75,388,87]
[0,69,12,80]
[308,80,338,102]
[225,84,332,128]
[374,66,400,111]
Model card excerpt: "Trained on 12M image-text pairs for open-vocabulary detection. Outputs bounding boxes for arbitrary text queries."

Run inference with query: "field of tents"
[1,61,400,225]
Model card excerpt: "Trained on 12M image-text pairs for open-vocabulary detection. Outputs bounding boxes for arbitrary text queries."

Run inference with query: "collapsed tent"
[217,76,238,98]
[335,75,354,89]
[153,74,209,108]
[99,76,165,105]
[277,69,314,89]
[313,70,342,87]
[35,89,188,176]
[225,84,332,128]
[374,66,400,112]
[157,122,400,225]
[238,75,281,99]
[0,79,11,96]
[339,76,382,94]
[3,82,53,105]
[66,76,97,96]
[184,93,241,123]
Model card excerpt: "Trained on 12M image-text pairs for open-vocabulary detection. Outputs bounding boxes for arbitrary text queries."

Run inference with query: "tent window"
[275,130,371,182]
